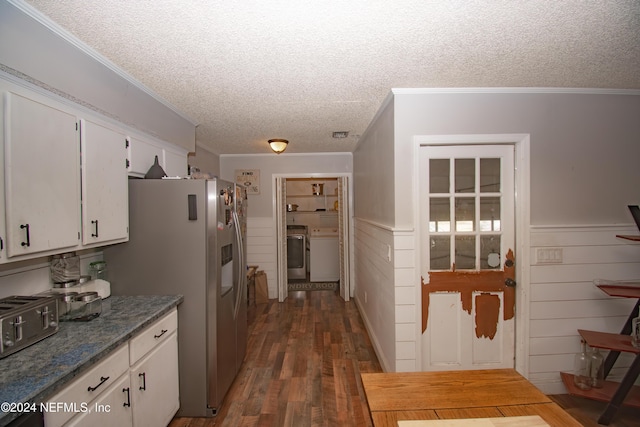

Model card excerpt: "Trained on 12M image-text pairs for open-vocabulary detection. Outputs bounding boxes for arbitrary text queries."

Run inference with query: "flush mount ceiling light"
[268,139,288,154]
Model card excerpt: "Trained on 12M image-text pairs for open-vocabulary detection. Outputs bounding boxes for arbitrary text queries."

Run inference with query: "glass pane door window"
[428,155,504,271]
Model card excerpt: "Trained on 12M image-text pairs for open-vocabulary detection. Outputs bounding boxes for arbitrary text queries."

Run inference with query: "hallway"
[170,290,382,426]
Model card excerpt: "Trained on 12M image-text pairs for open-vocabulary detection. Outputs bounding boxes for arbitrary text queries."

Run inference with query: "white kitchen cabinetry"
[130,333,179,426]
[3,92,81,258]
[127,136,187,178]
[0,90,131,263]
[43,309,179,427]
[66,374,133,427]
[128,308,179,427]
[80,119,129,247]
[163,148,187,177]
[127,136,163,177]
[44,345,130,427]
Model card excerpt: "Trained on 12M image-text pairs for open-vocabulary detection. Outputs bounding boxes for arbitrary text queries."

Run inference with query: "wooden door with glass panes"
[420,144,516,371]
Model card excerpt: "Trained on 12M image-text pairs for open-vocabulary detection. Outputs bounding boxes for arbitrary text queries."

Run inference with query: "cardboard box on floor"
[255,270,269,303]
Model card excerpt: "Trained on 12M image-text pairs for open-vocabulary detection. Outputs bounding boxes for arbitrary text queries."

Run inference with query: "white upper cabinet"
[127,135,187,178]
[80,119,129,246]
[163,148,187,177]
[3,92,81,257]
[127,136,163,177]
[0,77,187,264]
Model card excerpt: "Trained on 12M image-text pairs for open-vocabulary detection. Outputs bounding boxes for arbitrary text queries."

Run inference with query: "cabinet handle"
[20,224,30,247]
[91,219,99,237]
[122,387,131,407]
[154,329,168,339]
[87,376,109,392]
[139,372,146,391]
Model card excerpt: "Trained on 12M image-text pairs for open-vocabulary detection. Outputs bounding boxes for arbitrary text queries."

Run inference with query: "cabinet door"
[4,92,80,257]
[80,119,128,246]
[163,149,187,178]
[127,136,163,177]
[130,332,179,427]
[43,345,129,427]
[66,374,133,427]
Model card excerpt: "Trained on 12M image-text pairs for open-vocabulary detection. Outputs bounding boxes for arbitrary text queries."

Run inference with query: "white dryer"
[309,227,339,282]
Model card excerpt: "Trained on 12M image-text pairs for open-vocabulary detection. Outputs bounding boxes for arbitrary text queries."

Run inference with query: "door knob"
[505,278,517,287]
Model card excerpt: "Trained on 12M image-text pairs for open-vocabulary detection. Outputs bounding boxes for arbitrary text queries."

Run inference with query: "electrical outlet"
[536,248,563,264]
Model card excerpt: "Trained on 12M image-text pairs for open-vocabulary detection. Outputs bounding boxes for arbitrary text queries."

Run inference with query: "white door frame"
[272,172,354,302]
[413,134,531,376]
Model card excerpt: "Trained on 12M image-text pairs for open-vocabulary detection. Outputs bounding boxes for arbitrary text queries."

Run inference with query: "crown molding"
[7,0,198,125]
[391,87,640,96]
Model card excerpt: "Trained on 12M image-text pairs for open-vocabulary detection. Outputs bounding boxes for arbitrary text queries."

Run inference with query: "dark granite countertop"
[0,295,183,426]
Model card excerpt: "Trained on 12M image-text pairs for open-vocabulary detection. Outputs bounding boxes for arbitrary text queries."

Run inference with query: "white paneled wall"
[247,217,277,298]
[393,230,417,372]
[354,218,417,372]
[352,220,640,389]
[529,225,640,394]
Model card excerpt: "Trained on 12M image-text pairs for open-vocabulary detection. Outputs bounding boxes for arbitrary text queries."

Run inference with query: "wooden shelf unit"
[560,372,640,407]
[578,329,640,354]
[559,279,640,425]
[616,234,640,241]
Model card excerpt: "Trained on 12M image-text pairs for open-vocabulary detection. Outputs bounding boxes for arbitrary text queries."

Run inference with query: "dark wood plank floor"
[170,290,382,426]
[549,394,640,427]
[169,289,640,426]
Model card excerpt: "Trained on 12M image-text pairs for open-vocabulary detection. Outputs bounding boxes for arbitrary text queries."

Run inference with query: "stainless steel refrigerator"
[104,178,248,417]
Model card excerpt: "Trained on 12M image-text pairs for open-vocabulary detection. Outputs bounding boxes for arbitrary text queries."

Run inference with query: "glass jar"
[573,340,592,390]
[50,252,80,284]
[89,261,108,281]
[632,307,640,349]
[589,347,604,388]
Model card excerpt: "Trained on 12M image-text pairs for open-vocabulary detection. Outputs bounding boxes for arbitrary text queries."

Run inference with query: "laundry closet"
[285,178,339,282]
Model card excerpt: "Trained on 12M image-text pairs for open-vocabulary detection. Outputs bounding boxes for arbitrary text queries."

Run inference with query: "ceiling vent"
[332,131,349,139]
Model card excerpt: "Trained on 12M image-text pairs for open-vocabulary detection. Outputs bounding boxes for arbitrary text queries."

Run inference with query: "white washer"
[309,227,339,282]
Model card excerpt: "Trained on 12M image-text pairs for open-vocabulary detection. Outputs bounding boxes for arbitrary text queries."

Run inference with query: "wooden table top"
[361,369,581,427]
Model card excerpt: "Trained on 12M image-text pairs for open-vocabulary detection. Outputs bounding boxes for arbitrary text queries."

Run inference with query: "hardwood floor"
[169,290,382,426]
[549,394,640,427]
[169,290,640,426]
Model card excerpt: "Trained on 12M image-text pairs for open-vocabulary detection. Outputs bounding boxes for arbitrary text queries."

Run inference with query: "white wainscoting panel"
[354,219,417,372]
[246,217,277,298]
[528,225,640,394]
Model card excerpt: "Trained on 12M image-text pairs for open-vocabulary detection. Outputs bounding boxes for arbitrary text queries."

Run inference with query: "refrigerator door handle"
[232,209,245,319]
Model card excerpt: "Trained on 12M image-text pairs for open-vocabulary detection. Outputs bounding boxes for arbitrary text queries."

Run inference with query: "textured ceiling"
[24,0,640,155]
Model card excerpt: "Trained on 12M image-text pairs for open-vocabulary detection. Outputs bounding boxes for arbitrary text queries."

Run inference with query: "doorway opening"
[274,174,352,302]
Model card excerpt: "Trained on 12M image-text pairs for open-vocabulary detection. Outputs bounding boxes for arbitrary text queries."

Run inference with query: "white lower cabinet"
[44,309,179,427]
[66,374,132,427]
[130,332,179,427]
[43,345,130,427]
